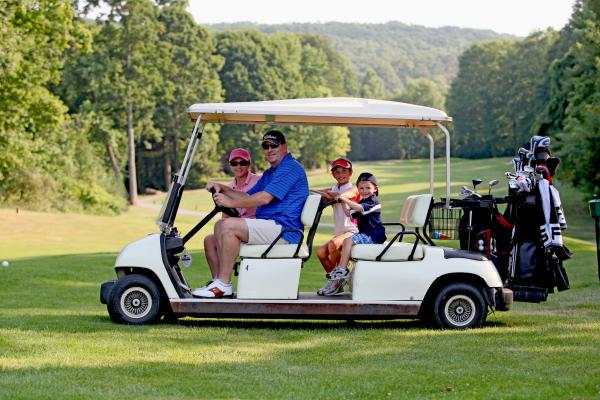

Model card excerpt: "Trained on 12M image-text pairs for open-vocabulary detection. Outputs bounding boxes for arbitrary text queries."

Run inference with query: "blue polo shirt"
[247,153,309,243]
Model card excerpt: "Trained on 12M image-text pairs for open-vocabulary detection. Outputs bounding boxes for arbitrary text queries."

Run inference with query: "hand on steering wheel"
[209,188,240,218]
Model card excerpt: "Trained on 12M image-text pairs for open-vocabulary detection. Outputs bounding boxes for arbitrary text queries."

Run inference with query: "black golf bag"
[455,135,572,302]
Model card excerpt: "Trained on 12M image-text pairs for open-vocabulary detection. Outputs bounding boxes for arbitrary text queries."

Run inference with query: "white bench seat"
[352,242,424,261]
[239,243,309,258]
[237,194,321,260]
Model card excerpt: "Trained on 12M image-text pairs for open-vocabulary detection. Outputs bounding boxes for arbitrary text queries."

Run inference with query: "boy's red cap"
[330,158,352,171]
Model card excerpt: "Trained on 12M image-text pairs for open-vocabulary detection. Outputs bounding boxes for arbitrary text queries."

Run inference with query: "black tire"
[431,282,487,329]
[107,274,162,324]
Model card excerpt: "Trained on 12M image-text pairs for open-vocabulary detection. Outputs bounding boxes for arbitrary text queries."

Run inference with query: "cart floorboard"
[170,292,421,319]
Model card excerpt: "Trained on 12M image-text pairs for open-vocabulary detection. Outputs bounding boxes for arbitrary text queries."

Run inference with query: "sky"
[189,0,577,37]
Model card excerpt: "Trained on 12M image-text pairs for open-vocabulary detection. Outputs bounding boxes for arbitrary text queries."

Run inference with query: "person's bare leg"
[204,233,220,279]
[338,237,354,269]
[317,243,334,272]
[215,218,249,284]
[328,233,352,268]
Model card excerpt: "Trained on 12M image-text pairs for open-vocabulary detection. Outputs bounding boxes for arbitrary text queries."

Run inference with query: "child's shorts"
[351,233,374,244]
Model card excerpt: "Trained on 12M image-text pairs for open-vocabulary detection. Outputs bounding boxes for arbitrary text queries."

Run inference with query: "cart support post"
[426,132,434,196]
[589,195,600,281]
[436,123,451,208]
[178,116,204,185]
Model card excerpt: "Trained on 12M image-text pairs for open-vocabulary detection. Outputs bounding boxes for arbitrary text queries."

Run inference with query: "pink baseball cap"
[228,148,251,162]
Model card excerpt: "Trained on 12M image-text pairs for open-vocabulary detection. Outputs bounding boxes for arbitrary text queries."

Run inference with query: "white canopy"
[187,97,451,128]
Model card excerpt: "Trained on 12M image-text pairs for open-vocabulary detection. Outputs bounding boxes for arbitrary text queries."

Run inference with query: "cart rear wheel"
[108,274,162,324]
[431,282,486,329]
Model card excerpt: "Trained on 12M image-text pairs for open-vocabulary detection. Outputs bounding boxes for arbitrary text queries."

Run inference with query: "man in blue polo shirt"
[192,130,309,298]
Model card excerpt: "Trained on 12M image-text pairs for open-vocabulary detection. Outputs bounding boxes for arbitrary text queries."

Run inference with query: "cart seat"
[239,194,322,259]
[240,244,309,258]
[351,194,433,262]
[352,242,424,261]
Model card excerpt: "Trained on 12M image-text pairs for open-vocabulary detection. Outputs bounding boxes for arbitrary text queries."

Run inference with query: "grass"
[1,158,599,399]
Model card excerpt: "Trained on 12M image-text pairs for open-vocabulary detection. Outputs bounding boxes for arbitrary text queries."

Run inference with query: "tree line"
[1,0,598,215]
[446,0,600,196]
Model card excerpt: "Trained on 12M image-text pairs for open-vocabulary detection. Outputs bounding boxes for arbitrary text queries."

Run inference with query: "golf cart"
[100,97,513,329]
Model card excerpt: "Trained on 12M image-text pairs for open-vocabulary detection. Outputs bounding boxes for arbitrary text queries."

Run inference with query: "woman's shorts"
[350,233,374,244]
[245,218,287,244]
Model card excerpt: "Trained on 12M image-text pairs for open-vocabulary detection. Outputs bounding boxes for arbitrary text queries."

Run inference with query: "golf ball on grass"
[2,260,8,267]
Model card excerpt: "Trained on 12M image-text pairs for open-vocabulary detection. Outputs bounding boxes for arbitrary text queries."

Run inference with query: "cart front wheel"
[108,274,162,324]
[431,282,486,329]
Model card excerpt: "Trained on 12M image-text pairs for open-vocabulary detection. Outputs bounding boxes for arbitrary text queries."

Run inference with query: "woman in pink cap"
[203,148,260,286]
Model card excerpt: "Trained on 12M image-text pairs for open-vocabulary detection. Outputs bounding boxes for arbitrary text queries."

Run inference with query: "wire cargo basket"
[427,202,463,240]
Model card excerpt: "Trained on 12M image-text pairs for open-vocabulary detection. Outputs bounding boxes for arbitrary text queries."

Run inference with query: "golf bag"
[455,136,572,300]
[504,136,572,294]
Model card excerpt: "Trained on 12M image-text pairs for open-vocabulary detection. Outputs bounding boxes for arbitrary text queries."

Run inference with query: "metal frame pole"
[436,122,451,208]
[426,132,434,196]
[179,117,204,185]
[418,128,435,197]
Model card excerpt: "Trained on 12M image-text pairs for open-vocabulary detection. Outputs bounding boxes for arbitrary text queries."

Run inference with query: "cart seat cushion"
[351,242,424,261]
[239,243,309,258]
[301,194,322,226]
[399,194,432,228]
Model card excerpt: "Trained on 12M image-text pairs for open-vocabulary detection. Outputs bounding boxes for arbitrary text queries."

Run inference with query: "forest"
[1,0,598,213]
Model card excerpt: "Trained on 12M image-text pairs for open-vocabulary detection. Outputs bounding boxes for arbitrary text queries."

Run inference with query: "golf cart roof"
[187,97,451,128]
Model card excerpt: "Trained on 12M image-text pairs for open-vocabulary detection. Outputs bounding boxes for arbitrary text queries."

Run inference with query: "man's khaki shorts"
[245,218,288,245]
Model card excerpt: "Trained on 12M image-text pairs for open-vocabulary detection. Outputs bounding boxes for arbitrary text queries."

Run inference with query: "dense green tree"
[213,21,512,94]
[214,30,352,171]
[78,0,165,204]
[391,77,449,159]
[349,69,393,161]
[0,0,124,212]
[149,0,223,190]
[539,0,600,194]
[446,40,516,158]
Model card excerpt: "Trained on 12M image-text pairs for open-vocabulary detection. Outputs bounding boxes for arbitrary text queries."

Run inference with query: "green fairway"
[2,158,599,399]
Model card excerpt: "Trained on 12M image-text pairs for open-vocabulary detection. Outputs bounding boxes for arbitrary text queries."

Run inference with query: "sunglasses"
[229,160,249,167]
[262,143,280,150]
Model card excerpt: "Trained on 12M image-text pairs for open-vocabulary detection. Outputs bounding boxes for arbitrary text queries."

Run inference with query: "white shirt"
[331,182,359,236]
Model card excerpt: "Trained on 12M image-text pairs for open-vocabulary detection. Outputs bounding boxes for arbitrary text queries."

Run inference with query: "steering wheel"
[210,188,240,218]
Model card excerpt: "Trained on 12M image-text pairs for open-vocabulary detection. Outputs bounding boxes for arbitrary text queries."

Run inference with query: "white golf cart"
[100,97,513,329]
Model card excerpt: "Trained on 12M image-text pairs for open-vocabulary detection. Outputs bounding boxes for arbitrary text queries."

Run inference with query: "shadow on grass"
[1,312,458,333]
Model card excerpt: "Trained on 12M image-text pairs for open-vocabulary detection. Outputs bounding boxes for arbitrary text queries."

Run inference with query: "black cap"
[356,172,378,187]
[262,130,286,145]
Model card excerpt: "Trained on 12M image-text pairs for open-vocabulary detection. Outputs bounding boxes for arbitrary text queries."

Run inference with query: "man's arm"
[213,191,274,209]
[206,181,248,201]
[310,188,335,199]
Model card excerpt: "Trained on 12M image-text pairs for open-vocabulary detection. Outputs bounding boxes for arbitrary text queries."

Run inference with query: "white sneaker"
[317,278,345,296]
[197,279,214,290]
[329,266,349,281]
[192,280,233,298]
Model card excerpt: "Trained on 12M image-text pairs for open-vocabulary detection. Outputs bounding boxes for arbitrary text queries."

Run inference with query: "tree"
[0,0,124,212]
[151,0,223,190]
[446,41,515,158]
[80,0,165,204]
[539,0,600,195]
[391,77,449,159]
[349,69,390,161]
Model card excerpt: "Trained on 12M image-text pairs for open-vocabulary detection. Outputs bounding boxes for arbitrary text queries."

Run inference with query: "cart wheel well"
[420,273,488,317]
[115,267,172,314]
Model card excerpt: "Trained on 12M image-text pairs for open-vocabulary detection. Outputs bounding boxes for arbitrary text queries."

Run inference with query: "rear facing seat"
[351,194,433,261]
[239,194,322,259]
